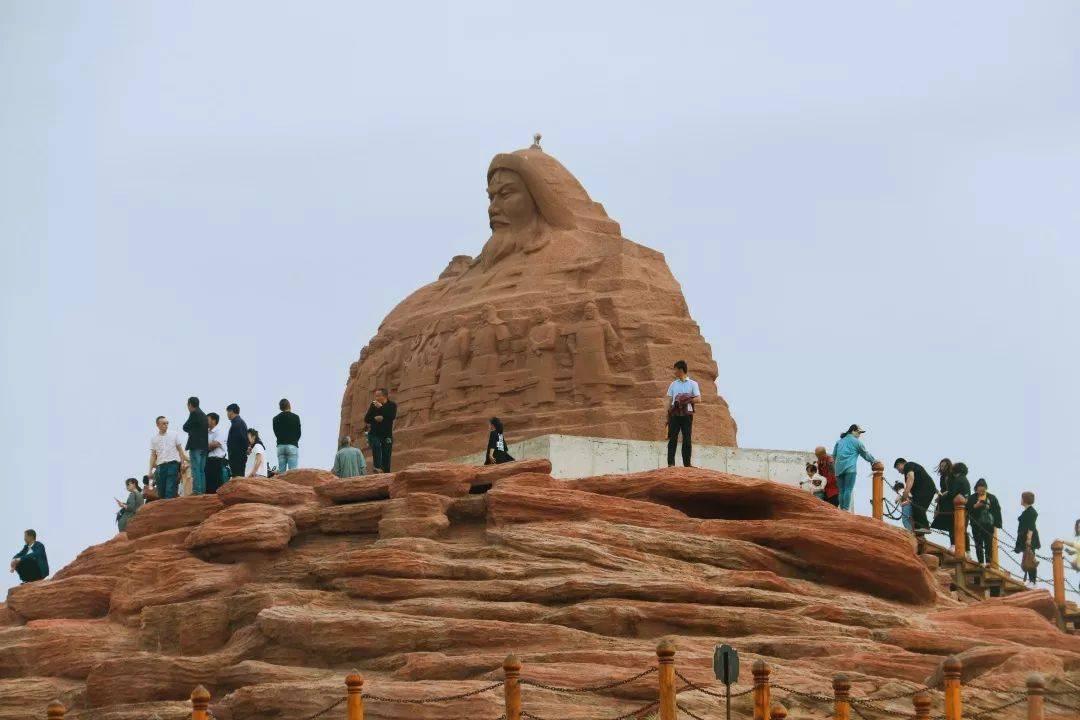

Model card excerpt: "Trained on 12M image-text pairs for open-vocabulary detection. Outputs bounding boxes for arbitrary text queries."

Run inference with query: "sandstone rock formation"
[340,140,738,468]
[3,466,1077,719]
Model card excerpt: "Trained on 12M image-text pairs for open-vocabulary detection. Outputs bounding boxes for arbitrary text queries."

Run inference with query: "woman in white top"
[245,428,270,477]
[800,461,827,500]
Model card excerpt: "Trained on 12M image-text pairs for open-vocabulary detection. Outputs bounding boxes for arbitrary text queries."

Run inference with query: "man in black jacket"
[273,398,302,472]
[225,403,248,478]
[364,388,397,472]
[183,396,209,494]
[10,529,49,583]
[893,458,937,533]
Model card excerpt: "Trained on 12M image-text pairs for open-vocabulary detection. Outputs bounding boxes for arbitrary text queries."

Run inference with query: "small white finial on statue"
[531,132,542,151]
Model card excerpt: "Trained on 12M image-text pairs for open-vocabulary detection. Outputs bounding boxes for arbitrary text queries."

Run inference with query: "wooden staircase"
[918,537,1079,633]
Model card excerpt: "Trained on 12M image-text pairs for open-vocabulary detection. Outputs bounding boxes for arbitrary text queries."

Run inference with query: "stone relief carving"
[526,306,558,406]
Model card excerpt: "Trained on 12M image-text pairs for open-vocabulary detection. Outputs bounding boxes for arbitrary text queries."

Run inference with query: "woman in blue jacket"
[832,424,877,512]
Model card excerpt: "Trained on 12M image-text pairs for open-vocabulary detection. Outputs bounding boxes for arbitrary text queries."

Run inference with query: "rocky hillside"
[2,463,1077,719]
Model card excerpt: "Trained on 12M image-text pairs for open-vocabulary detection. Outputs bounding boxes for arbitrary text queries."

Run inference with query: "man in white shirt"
[148,416,188,499]
[665,360,701,467]
[205,412,229,494]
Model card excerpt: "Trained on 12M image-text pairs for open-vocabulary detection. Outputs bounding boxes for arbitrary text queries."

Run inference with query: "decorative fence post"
[1026,673,1045,720]
[46,700,65,720]
[346,670,365,720]
[871,461,885,521]
[952,495,967,558]
[504,654,522,720]
[657,640,678,720]
[191,685,211,720]
[943,656,962,720]
[832,673,851,720]
[990,528,1000,570]
[1051,540,1066,608]
[752,659,771,720]
[913,692,931,720]
[771,702,787,720]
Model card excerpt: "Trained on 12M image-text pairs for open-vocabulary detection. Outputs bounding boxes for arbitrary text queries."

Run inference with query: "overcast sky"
[2,2,1077,595]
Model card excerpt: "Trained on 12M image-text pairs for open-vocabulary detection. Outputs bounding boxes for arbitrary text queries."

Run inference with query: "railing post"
[871,461,884,521]
[504,654,522,720]
[46,700,65,720]
[832,673,851,720]
[952,495,967,558]
[1051,540,1066,608]
[752,659,771,720]
[913,692,931,720]
[191,685,211,720]
[943,656,962,720]
[1026,673,1045,720]
[771,702,788,720]
[657,640,677,720]
[346,670,364,720]
[990,527,1000,570]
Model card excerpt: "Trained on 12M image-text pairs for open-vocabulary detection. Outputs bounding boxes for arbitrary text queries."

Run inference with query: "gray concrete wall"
[450,433,814,487]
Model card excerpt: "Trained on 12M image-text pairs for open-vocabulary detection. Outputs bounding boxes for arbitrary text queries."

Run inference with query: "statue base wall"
[448,433,813,487]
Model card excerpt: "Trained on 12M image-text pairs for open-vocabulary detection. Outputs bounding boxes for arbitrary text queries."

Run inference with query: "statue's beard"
[481,222,542,269]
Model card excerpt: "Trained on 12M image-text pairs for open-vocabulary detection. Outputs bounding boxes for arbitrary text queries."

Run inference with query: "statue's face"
[584,304,598,320]
[488,169,538,234]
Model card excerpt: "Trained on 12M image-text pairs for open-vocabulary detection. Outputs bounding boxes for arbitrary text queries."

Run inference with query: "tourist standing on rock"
[966,478,1002,565]
[365,388,397,472]
[205,412,229,494]
[273,398,301,472]
[183,396,209,494]
[814,446,840,507]
[226,403,248,478]
[1015,491,1041,584]
[485,417,515,465]
[800,462,826,499]
[115,478,144,532]
[10,529,48,583]
[1065,519,1080,571]
[832,425,876,512]
[933,460,971,552]
[148,415,187,500]
[666,360,700,467]
[332,436,367,478]
[245,429,270,477]
[893,458,937,532]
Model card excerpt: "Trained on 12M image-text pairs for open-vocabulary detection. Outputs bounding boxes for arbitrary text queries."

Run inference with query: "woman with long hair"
[934,459,970,552]
[930,457,955,536]
[245,429,270,477]
[485,417,515,465]
[115,477,144,532]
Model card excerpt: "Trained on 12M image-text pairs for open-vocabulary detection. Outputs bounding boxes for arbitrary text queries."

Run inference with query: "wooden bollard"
[913,692,932,720]
[1051,540,1066,608]
[191,685,211,720]
[346,670,364,720]
[752,659,771,720]
[504,654,522,720]
[952,495,967,558]
[871,461,885,521]
[1026,673,1045,720]
[990,527,1000,570]
[943,656,962,720]
[46,700,65,720]
[832,673,851,720]
[657,641,677,720]
[771,702,788,720]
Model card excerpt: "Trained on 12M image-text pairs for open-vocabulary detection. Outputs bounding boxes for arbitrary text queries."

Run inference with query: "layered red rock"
[339,143,738,469]
[4,466,1076,720]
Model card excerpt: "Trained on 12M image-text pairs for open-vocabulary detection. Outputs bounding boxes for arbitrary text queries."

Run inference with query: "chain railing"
[39,643,1080,720]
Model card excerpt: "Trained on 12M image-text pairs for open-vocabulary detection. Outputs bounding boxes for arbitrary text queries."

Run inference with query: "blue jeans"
[277,444,298,473]
[189,449,207,494]
[837,470,857,511]
[900,501,914,531]
[156,461,179,499]
[368,433,393,472]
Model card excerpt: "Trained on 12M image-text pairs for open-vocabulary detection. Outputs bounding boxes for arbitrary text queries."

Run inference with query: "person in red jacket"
[814,446,840,507]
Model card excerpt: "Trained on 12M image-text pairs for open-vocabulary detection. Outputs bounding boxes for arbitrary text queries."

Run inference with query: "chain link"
[522,700,658,720]
[521,667,657,693]
[302,696,346,719]
[677,702,708,720]
[673,670,753,699]
[1046,696,1080,712]
[770,684,835,703]
[365,680,504,704]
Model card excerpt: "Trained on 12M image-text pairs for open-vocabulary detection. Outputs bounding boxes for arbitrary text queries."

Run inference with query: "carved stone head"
[583,301,599,320]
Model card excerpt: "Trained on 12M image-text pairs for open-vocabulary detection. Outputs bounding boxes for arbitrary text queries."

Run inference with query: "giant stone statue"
[340,138,738,467]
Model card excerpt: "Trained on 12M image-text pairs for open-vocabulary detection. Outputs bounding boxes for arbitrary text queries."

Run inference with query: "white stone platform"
[449,433,813,487]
